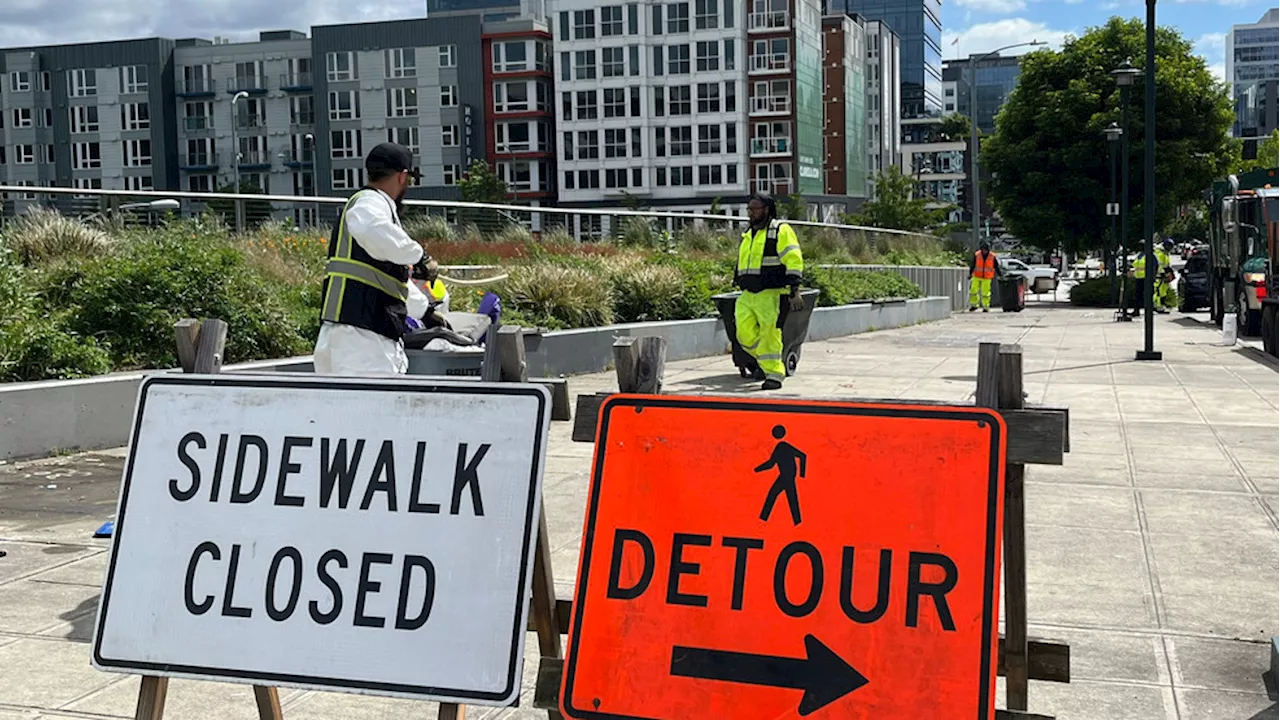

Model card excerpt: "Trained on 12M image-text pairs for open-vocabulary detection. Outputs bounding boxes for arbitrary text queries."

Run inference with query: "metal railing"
[750,95,791,114]
[280,72,313,89]
[183,116,213,132]
[748,11,789,31]
[227,76,268,93]
[0,184,945,245]
[177,78,216,95]
[749,53,789,73]
[750,137,792,156]
[178,153,221,169]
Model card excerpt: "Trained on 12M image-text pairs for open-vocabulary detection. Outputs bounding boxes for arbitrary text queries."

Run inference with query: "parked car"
[999,257,1059,293]
[1178,252,1212,312]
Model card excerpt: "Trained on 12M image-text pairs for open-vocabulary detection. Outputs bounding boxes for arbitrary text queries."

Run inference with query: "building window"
[670,166,694,186]
[497,122,531,152]
[576,90,598,120]
[628,3,640,33]
[9,71,30,92]
[327,52,356,81]
[575,50,597,80]
[603,47,625,77]
[605,128,627,158]
[697,124,722,154]
[386,48,417,78]
[290,96,314,126]
[120,65,148,93]
[122,102,150,131]
[670,85,692,115]
[233,61,264,91]
[499,160,534,192]
[236,98,266,129]
[574,10,596,39]
[442,125,459,147]
[292,171,314,196]
[388,126,420,154]
[439,45,458,68]
[654,86,665,116]
[124,139,152,167]
[493,41,528,72]
[631,128,643,156]
[668,44,690,74]
[601,6,624,36]
[726,123,737,152]
[70,106,99,133]
[42,145,55,163]
[725,39,736,70]
[696,42,720,72]
[725,80,737,111]
[605,168,629,189]
[40,71,50,91]
[751,38,790,72]
[332,168,363,190]
[72,142,101,169]
[603,88,626,118]
[562,132,574,160]
[578,170,600,189]
[695,0,718,29]
[12,108,32,128]
[69,69,97,97]
[329,91,359,120]
[184,101,213,131]
[494,81,530,112]
[698,165,723,185]
[188,175,212,193]
[125,176,153,192]
[440,85,458,107]
[443,164,461,186]
[576,130,599,160]
[667,2,690,32]
[670,126,693,156]
[386,87,419,118]
[697,83,720,112]
[331,130,362,159]
[655,127,666,156]
[72,177,103,198]
[186,138,214,166]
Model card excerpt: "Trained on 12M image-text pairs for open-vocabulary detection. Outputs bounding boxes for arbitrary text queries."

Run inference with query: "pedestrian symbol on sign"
[755,425,807,526]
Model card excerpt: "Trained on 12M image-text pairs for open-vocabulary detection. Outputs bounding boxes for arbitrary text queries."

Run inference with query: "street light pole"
[1112,59,1141,321]
[231,90,249,232]
[968,40,1045,250]
[1105,123,1122,306]
[1137,0,1161,361]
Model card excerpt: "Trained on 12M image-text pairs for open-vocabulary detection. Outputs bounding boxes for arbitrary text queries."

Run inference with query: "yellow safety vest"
[735,220,803,293]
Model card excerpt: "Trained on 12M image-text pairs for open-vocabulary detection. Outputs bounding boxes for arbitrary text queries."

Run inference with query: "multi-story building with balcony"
[864,19,900,199]
[1226,9,1279,154]
[173,31,314,221]
[0,38,178,212]
[899,115,963,223]
[552,0,750,221]
[312,16,486,215]
[820,13,867,218]
[747,0,826,202]
[483,18,556,203]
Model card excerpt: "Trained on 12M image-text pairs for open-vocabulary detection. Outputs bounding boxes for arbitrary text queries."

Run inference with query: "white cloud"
[1172,0,1256,6]
[1064,0,1085,5]
[1195,32,1227,83]
[942,18,1075,59]
[953,0,1027,13]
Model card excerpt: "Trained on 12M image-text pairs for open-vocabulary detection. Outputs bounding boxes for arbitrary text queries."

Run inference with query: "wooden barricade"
[541,338,1071,719]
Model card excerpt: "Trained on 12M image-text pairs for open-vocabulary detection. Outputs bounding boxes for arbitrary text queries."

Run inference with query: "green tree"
[456,160,510,231]
[938,113,974,142]
[849,167,949,233]
[780,194,806,221]
[982,17,1235,254]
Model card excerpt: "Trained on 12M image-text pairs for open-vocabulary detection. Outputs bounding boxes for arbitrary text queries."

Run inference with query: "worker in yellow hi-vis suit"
[734,192,805,391]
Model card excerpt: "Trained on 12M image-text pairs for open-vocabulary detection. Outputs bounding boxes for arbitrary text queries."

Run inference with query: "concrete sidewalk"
[0,307,1276,719]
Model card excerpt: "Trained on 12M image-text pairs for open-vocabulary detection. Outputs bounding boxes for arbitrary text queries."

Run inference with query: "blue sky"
[941,0,1275,81]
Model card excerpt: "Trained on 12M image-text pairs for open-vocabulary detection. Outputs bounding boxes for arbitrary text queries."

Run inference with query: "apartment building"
[312,17,485,210]
[864,19,900,199]
[173,31,314,223]
[552,0,749,217]
[899,115,963,221]
[826,0,941,119]
[482,18,556,202]
[820,14,867,214]
[0,38,178,211]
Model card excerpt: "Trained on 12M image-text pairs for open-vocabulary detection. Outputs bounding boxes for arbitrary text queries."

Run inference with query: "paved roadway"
[0,307,1276,719]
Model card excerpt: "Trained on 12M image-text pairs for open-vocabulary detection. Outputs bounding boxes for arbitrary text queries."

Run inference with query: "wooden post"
[612,337,640,393]
[132,319,282,720]
[998,345,1030,711]
[634,337,667,394]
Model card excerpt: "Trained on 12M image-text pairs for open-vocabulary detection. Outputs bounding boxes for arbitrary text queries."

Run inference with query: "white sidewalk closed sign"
[92,374,551,706]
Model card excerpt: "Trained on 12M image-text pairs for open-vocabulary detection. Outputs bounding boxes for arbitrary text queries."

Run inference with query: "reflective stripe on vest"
[973,251,995,280]
[321,190,408,325]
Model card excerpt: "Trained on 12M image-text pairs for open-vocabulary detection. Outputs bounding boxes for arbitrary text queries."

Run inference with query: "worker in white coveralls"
[313,142,433,376]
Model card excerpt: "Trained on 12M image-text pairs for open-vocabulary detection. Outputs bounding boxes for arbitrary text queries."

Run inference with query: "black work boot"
[762,379,783,391]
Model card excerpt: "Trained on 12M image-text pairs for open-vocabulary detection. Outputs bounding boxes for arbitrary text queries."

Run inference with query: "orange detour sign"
[560,395,1007,720]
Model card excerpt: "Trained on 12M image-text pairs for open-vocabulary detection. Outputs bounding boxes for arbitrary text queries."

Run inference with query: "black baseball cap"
[366,142,421,181]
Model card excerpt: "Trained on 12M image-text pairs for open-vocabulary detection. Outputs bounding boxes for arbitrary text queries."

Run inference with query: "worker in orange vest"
[969,241,996,312]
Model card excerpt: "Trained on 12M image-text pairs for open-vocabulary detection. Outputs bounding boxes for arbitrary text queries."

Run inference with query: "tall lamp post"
[230,90,249,232]
[968,40,1045,249]
[1104,122,1123,308]
[1136,0,1161,361]
[1111,59,1141,321]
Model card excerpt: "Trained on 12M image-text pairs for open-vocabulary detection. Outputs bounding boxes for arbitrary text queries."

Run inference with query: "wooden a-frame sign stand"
[533,339,1071,720]
[128,319,568,720]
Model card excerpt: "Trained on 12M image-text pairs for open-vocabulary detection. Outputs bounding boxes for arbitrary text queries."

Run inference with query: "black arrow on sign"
[669,634,868,716]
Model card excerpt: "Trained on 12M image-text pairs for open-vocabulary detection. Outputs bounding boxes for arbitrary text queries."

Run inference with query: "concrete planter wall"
[0,297,950,460]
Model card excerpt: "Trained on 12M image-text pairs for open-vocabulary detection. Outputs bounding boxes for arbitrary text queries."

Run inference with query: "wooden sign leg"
[439,704,466,720]
[998,346,1030,711]
[253,686,284,720]
[134,676,168,720]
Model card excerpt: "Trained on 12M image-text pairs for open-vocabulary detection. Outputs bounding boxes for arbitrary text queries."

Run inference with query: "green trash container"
[998,273,1026,312]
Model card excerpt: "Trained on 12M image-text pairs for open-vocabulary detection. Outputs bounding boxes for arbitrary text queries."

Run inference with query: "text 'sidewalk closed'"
[561,396,1008,720]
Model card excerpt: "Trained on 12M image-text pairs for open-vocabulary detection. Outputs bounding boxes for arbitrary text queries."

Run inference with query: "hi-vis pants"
[969,277,992,309]
[736,289,787,381]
